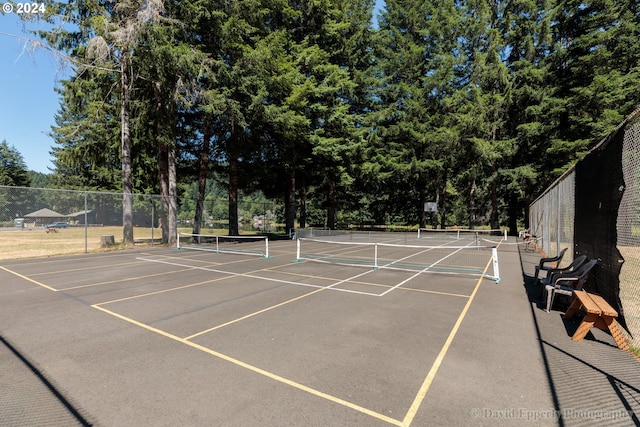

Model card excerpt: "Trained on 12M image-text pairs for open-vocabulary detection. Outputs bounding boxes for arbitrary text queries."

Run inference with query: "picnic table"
[564,290,628,350]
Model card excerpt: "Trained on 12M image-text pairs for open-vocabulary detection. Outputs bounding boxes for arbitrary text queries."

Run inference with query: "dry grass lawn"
[0,226,165,260]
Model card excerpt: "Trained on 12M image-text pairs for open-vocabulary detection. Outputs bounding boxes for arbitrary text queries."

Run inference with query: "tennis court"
[0,234,558,426]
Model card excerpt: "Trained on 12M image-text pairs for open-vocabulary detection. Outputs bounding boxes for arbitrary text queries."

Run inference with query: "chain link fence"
[529,107,640,350]
[0,186,286,259]
[0,186,166,258]
[529,172,575,265]
[618,113,640,350]
[185,198,280,234]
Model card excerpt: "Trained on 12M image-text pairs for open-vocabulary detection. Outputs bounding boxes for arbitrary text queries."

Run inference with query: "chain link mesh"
[0,186,165,258]
[530,108,640,349]
[0,186,282,260]
[529,171,575,267]
[618,115,640,349]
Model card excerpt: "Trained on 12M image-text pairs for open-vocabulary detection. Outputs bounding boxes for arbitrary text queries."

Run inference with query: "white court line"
[380,241,478,297]
[300,236,465,267]
[136,257,384,297]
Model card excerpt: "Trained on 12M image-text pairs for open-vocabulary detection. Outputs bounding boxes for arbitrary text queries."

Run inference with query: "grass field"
[0,226,264,260]
[0,226,165,260]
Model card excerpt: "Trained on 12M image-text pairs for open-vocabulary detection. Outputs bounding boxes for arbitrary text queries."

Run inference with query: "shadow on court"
[0,335,93,426]
[518,242,640,427]
[0,237,639,426]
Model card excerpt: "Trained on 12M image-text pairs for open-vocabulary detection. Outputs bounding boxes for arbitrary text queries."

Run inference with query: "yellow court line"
[143,252,473,300]
[272,263,474,298]
[94,274,243,306]
[93,259,307,307]
[400,287,471,298]
[401,243,502,426]
[251,266,383,286]
[172,245,293,262]
[153,252,228,266]
[0,250,151,269]
[184,263,472,340]
[401,272,484,426]
[3,243,503,426]
[184,287,326,340]
[0,266,58,291]
[59,267,201,291]
[91,304,404,427]
[24,260,147,277]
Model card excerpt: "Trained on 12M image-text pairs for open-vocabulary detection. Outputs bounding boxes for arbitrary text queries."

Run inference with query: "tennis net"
[295,228,413,243]
[177,233,269,258]
[417,228,506,241]
[295,238,500,282]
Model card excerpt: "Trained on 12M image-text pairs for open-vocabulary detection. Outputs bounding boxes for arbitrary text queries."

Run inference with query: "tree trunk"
[121,54,134,245]
[418,178,426,229]
[298,174,307,229]
[468,179,476,229]
[193,121,211,237]
[440,169,447,230]
[284,170,296,236]
[327,179,336,230]
[490,176,499,230]
[167,144,177,243]
[300,174,307,228]
[508,193,518,236]
[524,197,531,230]
[158,141,170,243]
[228,119,239,236]
[228,155,239,236]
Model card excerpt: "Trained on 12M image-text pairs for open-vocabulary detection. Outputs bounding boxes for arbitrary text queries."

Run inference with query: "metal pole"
[151,198,155,247]
[84,193,88,253]
[492,247,500,283]
[374,243,378,269]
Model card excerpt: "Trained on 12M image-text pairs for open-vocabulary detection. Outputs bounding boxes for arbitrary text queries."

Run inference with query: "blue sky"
[1,13,71,173]
[1,3,385,174]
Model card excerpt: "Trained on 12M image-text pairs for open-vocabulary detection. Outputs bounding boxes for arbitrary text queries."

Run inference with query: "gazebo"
[67,210,95,225]
[24,208,67,226]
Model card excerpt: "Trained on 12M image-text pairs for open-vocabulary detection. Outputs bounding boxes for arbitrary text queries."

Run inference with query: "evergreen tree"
[502,0,553,231]
[372,0,464,227]
[456,0,514,230]
[30,0,640,234]
[545,0,640,175]
[0,141,30,187]
[41,0,166,244]
[49,70,121,190]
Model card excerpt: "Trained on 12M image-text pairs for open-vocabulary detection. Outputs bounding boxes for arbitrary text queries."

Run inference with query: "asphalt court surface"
[0,236,559,426]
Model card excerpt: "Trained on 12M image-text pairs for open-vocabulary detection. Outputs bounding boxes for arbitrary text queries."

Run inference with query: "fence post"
[492,248,500,283]
[84,192,88,253]
[151,198,155,247]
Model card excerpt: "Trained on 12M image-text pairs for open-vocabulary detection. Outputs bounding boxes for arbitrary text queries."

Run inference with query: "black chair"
[544,259,598,312]
[534,247,568,280]
[538,254,587,300]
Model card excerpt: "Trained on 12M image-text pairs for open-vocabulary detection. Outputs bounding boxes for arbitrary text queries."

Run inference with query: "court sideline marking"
[183,266,378,340]
[0,259,400,425]
[378,244,473,297]
[111,251,494,426]
[91,303,405,426]
[401,241,503,425]
[0,242,498,426]
[0,265,58,291]
[402,264,486,425]
[137,257,387,297]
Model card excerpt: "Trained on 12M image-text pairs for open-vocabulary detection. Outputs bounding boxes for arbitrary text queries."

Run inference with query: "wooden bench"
[563,290,628,350]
